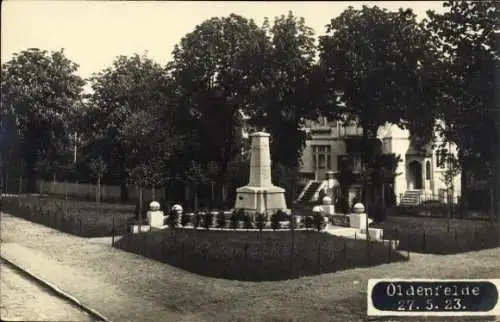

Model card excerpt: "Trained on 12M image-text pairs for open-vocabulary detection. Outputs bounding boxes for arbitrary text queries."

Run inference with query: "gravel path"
[0,261,93,321]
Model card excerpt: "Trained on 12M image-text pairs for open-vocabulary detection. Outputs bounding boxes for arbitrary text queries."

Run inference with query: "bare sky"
[2,1,447,84]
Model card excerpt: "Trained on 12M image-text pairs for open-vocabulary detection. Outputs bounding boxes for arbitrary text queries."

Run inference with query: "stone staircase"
[296,181,322,203]
[399,190,423,206]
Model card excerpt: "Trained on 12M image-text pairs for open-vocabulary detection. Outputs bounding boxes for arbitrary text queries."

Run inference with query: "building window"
[426,161,431,180]
[337,154,362,172]
[312,145,331,170]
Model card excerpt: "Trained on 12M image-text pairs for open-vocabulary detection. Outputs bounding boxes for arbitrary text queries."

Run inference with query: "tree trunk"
[97,175,101,204]
[138,186,143,227]
[194,186,199,212]
[489,186,495,224]
[25,155,37,193]
[460,167,467,219]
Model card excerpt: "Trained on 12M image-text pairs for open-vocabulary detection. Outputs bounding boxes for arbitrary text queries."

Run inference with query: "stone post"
[147,201,165,229]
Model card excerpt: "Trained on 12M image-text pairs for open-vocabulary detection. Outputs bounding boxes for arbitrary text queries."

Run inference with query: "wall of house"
[300,138,346,179]
[299,120,462,203]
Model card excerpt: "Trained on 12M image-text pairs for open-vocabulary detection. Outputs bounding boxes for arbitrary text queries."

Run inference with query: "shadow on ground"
[114,229,407,281]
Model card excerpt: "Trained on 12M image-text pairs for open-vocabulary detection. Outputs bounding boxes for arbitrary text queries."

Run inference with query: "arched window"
[426,161,431,180]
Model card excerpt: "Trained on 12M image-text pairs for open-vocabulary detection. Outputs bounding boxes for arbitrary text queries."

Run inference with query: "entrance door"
[408,161,423,190]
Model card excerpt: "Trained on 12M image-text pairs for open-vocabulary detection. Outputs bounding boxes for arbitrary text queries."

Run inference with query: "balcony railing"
[310,128,332,136]
[339,125,363,137]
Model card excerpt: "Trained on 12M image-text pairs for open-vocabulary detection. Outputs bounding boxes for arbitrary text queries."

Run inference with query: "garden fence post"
[366,240,371,265]
[112,215,115,247]
[182,241,186,262]
[317,241,321,273]
[343,240,347,265]
[388,238,392,262]
[407,235,411,259]
[454,229,458,251]
[422,231,426,252]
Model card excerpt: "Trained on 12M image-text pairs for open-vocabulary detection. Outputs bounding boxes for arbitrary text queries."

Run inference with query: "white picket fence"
[36,180,165,201]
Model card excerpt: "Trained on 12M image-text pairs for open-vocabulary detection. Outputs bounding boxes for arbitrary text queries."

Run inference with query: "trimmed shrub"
[180,213,191,227]
[335,198,350,214]
[289,213,298,229]
[255,213,266,231]
[270,213,281,231]
[312,212,325,232]
[230,210,240,230]
[304,216,313,229]
[166,210,179,228]
[243,214,253,229]
[193,212,202,229]
[368,202,387,222]
[215,211,227,229]
[203,212,214,230]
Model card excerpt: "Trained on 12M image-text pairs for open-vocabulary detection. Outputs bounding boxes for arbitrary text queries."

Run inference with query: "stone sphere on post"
[149,201,161,211]
[171,204,183,214]
[353,203,365,214]
[322,196,332,205]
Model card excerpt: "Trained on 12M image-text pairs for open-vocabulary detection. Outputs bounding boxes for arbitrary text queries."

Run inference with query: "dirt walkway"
[1,212,499,322]
[1,261,93,321]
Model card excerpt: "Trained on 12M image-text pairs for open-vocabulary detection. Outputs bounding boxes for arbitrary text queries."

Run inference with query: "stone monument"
[234,131,289,217]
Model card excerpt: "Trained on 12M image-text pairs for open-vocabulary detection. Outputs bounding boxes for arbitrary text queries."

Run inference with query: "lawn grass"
[1,196,134,237]
[373,215,500,254]
[114,229,407,281]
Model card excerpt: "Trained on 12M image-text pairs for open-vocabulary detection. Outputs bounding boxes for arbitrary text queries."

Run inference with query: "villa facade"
[296,117,461,207]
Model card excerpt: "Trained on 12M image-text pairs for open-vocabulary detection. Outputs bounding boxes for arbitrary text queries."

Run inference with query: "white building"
[296,117,461,207]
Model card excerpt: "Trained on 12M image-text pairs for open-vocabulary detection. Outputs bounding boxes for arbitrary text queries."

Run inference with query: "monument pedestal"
[234,186,288,216]
[234,131,289,216]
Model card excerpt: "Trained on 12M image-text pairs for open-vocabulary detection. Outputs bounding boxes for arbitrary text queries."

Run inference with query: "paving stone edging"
[0,255,111,322]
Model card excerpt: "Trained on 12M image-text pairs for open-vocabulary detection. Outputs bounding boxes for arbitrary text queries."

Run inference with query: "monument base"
[234,185,290,216]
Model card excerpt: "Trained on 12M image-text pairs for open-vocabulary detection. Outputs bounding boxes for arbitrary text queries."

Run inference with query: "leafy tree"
[85,53,174,201]
[250,12,320,170]
[169,14,269,205]
[426,1,500,216]
[271,163,301,205]
[336,157,357,213]
[319,6,435,207]
[1,49,85,192]
[87,156,107,203]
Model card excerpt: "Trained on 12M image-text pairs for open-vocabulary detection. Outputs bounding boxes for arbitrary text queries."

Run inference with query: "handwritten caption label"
[367,279,500,316]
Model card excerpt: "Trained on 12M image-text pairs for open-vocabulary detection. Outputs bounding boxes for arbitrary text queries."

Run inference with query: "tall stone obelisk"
[234,132,289,216]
